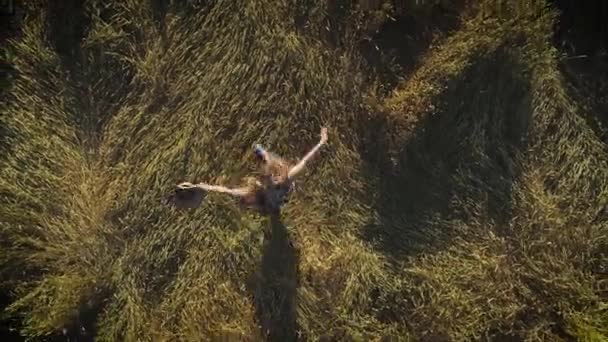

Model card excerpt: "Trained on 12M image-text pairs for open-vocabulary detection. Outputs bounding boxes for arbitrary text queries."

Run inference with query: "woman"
[168,127,328,214]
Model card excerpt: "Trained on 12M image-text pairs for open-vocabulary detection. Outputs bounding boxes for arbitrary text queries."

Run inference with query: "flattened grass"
[0,0,606,341]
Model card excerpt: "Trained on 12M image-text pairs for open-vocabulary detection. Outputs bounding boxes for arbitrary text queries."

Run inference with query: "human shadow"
[249,213,300,341]
[360,41,534,260]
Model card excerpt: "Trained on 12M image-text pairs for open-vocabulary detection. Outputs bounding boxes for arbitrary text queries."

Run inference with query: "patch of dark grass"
[553,0,608,145]
[45,0,90,69]
[361,38,533,260]
[359,0,467,94]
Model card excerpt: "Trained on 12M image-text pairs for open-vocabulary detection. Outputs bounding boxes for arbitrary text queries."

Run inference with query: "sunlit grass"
[0,0,606,341]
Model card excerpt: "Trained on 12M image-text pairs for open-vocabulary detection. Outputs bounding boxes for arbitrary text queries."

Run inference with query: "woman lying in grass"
[168,127,328,214]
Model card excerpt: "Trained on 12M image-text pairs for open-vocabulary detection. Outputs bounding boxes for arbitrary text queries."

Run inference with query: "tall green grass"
[0,0,606,341]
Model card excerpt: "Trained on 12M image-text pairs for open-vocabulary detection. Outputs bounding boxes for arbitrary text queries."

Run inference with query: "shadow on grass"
[559,57,608,147]
[250,213,300,341]
[46,0,89,72]
[0,292,23,341]
[0,288,108,342]
[553,0,608,145]
[358,0,467,94]
[52,292,110,342]
[360,42,534,260]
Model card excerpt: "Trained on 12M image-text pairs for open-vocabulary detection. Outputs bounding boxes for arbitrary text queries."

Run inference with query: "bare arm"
[287,127,328,179]
[194,183,250,197]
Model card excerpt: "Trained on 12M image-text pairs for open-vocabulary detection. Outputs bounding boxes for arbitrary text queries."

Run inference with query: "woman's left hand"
[320,127,328,145]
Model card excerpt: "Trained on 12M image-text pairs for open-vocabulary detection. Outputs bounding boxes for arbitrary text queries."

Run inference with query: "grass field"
[1,0,607,341]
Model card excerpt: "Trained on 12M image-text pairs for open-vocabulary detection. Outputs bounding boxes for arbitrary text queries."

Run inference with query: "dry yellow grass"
[0,0,606,341]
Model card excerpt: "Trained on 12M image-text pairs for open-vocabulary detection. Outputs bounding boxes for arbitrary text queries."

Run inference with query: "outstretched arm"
[176,182,249,197]
[287,127,328,179]
[194,183,250,197]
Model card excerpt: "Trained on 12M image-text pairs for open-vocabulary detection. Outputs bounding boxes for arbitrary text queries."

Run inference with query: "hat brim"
[169,184,207,209]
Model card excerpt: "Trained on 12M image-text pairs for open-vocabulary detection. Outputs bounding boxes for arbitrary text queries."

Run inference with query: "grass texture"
[0,0,606,341]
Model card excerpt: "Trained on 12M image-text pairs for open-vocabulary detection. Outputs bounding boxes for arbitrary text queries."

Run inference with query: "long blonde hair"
[238,156,294,212]
[260,156,292,186]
